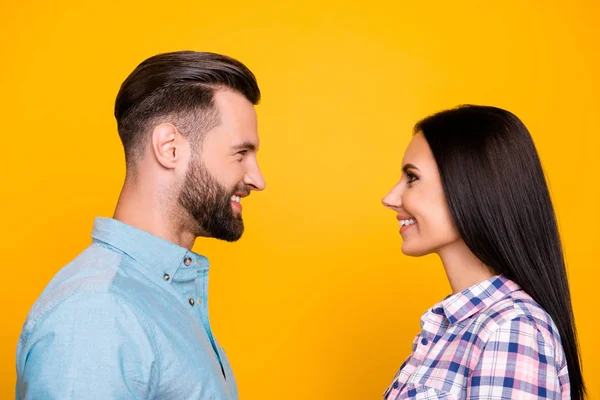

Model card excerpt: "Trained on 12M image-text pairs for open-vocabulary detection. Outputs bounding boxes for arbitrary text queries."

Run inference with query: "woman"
[381,105,584,399]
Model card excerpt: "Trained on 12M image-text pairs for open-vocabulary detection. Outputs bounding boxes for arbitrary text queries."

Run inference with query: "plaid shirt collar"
[437,275,522,325]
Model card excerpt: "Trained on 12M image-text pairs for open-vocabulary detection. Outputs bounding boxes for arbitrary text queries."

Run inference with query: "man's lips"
[231,192,248,212]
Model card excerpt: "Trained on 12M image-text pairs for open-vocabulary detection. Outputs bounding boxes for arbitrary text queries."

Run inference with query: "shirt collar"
[437,275,521,325]
[90,217,209,282]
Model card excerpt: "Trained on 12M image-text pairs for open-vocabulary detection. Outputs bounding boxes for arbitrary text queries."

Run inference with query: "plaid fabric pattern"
[383,275,569,399]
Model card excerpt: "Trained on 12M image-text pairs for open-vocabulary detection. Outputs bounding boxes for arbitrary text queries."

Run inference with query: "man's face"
[178,89,266,241]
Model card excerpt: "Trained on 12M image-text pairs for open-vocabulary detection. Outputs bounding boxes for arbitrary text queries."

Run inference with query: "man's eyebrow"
[231,141,257,152]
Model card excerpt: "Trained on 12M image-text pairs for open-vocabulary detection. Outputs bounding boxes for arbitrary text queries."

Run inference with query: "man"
[16,51,265,399]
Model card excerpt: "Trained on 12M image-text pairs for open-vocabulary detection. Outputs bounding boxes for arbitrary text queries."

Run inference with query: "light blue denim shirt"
[16,217,238,399]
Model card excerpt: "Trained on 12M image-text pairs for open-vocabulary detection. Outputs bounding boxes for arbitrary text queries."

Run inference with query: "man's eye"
[236,151,247,161]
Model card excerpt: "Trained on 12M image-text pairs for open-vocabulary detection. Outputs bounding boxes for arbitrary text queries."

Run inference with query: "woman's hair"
[415,105,584,399]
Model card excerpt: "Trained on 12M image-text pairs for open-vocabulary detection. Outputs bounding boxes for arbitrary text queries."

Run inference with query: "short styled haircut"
[114,51,260,165]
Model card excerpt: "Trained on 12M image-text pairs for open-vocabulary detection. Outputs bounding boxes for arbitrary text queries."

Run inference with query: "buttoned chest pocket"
[385,384,456,400]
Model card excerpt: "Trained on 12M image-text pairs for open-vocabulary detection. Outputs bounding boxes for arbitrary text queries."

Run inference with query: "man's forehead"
[205,103,259,147]
[213,89,256,115]
[212,90,258,130]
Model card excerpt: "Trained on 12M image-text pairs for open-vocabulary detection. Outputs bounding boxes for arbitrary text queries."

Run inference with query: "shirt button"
[421,338,429,346]
[163,273,170,281]
[184,257,192,266]
[392,381,399,389]
[189,298,195,306]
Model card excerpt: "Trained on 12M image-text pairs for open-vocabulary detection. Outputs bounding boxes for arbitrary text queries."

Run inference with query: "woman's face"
[382,132,461,256]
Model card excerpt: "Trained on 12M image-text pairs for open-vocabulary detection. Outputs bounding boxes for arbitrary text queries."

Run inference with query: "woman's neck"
[437,239,496,294]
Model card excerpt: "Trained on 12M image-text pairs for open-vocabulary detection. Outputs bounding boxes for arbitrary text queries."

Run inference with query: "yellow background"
[1,1,598,398]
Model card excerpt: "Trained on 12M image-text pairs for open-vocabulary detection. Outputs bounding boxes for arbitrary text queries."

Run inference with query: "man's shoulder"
[20,243,145,340]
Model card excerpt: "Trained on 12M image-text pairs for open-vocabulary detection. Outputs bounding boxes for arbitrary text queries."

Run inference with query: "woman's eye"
[406,171,418,183]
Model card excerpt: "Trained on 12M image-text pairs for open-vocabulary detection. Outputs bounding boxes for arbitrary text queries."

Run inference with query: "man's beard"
[178,159,247,242]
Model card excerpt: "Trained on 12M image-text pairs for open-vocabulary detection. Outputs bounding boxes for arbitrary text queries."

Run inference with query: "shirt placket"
[193,258,227,380]
[384,308,447,399]
[409,311,439,369]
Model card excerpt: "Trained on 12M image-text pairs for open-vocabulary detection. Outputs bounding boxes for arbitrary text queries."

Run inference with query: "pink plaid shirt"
[384,275,569,399]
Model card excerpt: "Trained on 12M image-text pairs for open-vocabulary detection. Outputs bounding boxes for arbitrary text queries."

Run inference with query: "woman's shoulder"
[468,287,565,363]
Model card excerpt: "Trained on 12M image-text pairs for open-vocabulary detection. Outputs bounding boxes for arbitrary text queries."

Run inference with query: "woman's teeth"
[399,219,416,227]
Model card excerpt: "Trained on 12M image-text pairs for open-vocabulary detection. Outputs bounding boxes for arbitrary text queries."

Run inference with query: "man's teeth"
[399,219,416,227]
[231,195,241,203]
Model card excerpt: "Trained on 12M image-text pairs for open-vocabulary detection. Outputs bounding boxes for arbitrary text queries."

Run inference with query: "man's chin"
[216,229,244,242]
[207,221,244,242]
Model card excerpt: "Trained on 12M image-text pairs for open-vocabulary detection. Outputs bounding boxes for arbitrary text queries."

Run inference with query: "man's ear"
[151,123,183,169]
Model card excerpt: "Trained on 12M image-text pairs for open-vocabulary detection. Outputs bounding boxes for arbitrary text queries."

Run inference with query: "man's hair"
[114,51,261,166]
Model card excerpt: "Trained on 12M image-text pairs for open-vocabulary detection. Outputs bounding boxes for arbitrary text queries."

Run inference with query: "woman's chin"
[401,241,430,257]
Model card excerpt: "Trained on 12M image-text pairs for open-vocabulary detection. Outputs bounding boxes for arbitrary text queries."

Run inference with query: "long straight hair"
[415,105,584,399]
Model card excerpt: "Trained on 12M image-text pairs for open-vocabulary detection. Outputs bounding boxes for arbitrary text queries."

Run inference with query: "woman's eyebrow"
[403,163,419,172]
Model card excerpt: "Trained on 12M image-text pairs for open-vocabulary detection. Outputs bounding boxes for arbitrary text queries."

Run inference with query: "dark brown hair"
[415,105,585,399]
[114,51,260,165]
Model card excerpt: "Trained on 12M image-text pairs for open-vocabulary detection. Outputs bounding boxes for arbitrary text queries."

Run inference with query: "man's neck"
[113,180,197,250]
